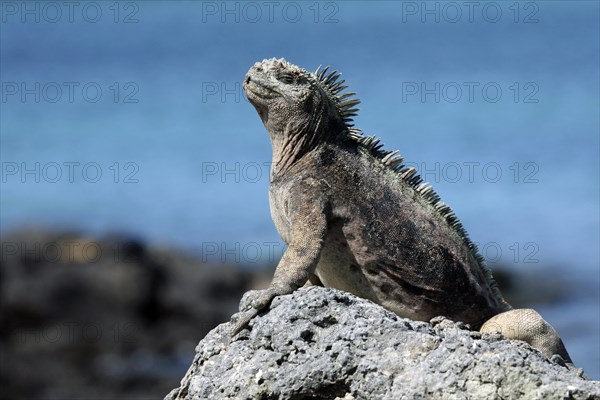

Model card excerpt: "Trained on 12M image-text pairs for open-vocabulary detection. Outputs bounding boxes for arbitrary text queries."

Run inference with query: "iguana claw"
[550,354,589,379]
[230,287,286,338]
[229,307,260,337]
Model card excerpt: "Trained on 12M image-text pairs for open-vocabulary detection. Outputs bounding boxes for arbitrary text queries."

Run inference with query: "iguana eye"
[277,73,294,84]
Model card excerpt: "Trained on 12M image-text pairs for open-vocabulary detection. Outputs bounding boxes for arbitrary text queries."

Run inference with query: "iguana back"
[270,140,510,326]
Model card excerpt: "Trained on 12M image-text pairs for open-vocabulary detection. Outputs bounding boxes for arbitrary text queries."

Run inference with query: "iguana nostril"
[245,76,251,85]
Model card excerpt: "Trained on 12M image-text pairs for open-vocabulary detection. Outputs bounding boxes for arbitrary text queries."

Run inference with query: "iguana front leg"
[480,308,573,364]
[230,191,328,336]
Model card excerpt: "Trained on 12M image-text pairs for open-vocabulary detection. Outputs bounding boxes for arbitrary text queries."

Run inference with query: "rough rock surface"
[166,286,600,400]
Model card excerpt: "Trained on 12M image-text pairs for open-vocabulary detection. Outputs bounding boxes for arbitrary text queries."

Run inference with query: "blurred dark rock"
[166,287,599,400]
[0,229,273,400]
[491,265,572,308]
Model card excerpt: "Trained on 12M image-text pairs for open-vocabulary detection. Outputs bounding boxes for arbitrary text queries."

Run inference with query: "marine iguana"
[233,57,574,367]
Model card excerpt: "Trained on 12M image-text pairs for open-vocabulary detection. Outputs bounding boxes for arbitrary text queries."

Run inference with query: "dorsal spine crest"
[311,63,501,300]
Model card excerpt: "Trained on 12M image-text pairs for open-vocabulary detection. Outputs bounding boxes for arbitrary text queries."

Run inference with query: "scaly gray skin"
[234,57,574,368]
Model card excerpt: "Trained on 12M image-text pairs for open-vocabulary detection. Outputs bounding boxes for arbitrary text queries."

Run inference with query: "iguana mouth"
[243,78,270,121]
[243,77,280,101]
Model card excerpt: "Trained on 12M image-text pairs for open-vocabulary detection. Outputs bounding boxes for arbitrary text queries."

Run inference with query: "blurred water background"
[1,1,598,381]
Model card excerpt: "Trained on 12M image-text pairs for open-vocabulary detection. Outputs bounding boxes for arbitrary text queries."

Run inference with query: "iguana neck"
[268,127,315,179]
[267,110,330,179]
[268,117,350,180]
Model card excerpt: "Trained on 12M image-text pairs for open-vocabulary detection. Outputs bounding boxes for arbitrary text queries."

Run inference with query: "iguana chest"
[268,180,294,244]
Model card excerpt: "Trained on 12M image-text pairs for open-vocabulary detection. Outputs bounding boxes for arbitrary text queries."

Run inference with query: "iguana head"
[243,58,360,172]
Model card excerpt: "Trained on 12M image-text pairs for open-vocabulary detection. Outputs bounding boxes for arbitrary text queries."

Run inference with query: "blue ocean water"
[1,2,598,377]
